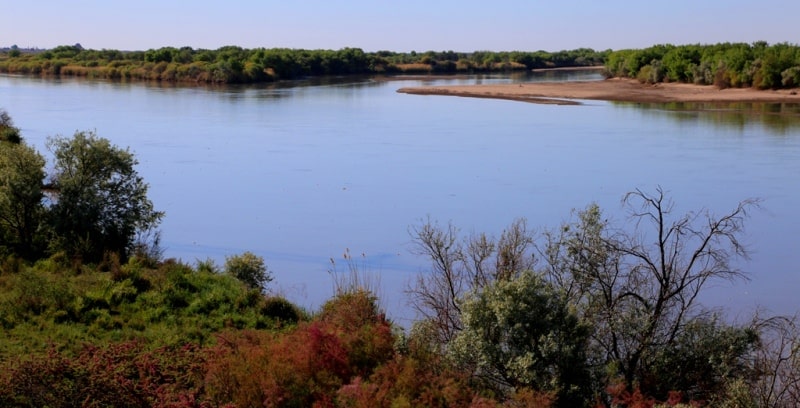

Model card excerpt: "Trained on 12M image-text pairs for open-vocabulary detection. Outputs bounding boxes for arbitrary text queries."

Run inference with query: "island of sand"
[396,78,800,107]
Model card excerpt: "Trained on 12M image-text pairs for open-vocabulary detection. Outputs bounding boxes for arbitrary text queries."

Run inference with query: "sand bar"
[396,78,800,106]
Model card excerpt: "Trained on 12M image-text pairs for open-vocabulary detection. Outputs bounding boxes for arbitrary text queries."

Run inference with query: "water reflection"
[388,68,604,86]
[612,101,800,135]
[526,68,605,82]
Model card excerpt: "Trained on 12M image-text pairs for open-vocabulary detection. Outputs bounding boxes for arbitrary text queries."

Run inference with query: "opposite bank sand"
[397,78,800,108]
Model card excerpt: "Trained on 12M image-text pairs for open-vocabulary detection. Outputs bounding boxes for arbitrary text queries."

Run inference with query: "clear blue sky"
[3,0,798,52]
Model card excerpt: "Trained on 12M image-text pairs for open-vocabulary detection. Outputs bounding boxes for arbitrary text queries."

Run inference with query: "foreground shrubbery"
[5,256,795,407]
[0,255,299,358]
[0,289,501,407]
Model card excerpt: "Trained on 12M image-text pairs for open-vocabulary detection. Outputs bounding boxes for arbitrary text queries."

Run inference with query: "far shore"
[396,78,800,108]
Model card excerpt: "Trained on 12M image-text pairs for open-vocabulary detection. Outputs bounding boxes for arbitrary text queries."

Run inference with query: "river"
[1,71,799,324]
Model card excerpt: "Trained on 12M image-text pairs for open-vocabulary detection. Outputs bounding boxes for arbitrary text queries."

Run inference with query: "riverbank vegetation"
[2,108,800,407]
[4,42,800,92]
[0,44,605,83]
[604,42,800,89]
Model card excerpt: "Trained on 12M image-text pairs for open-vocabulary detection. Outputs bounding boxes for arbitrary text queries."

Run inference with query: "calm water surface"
[2,72,799,323]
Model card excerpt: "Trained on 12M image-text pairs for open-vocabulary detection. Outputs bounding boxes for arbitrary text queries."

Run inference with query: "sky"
[2,0,799,52]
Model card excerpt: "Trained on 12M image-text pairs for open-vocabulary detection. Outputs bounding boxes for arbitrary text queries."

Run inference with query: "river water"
[1,71,799,324]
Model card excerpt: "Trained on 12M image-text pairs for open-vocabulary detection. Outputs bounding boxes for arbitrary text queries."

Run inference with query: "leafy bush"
[261,295,303,324]
[224,251,271,291]
[450,270,591,407]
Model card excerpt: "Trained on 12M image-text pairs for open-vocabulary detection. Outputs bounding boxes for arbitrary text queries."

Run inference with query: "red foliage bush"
[606,383,699,408]
[334,355,489,408]
[0,341,209,407]
[204,290,396,407]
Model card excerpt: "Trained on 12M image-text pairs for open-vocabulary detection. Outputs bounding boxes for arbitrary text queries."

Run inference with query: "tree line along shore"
[2,42,800,91]
[0,44,605,83]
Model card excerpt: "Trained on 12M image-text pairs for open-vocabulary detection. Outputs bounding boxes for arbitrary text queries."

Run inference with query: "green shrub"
[224,251,271,291]
[261,295,302,324]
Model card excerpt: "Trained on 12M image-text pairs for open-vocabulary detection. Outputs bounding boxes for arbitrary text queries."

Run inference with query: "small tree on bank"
[224,251,271,291]
[47,131,163,263]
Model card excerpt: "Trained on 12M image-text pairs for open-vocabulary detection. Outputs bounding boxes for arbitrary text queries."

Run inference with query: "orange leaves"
[606,382,701,408]
[204,290,396,407]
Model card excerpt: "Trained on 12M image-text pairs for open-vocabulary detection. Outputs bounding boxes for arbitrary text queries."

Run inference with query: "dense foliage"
[451,271,592,406]
[48,131,164,263]
[5,42,799,92]
[0,44,606,83]
[0,141,45,258]
[0,120,163,263]
[604,42,800,89]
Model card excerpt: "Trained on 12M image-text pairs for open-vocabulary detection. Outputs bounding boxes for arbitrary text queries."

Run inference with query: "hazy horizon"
[2,1,798,53]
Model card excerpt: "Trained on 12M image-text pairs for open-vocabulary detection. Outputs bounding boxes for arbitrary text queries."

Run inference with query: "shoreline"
[396,78,800,107]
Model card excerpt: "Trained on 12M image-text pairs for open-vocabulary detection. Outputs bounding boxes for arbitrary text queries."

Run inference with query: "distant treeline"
[605,42,800,89]
[0,44,606,83]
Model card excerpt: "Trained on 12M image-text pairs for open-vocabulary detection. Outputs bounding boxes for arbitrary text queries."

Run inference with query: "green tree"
[7,45,21,58]
[47,131,163,262]
[450,270,592,407]
[0,141,46,258]
[648,315,758,401]
[662,46,700,82]
[0,109,21,144]
[224,251,271,291]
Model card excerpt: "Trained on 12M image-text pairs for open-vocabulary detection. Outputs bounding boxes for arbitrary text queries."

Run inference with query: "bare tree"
[407,217,534,343]
[750,314,800,407]
[408,188,765,403]
[542,187,759,390]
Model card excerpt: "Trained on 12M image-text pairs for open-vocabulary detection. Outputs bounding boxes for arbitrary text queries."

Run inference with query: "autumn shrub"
[334,314,500,408]
[205,290,395,407]
[605,383,705,408]
[205,322,352,407]
[318,289,394,376]
[606,383,657,408]
[336,354,489,408]
[203,330,275,407]
[0,341,209,408]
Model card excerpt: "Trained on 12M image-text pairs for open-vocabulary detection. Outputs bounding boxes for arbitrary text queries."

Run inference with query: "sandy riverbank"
[396,78,800,106]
